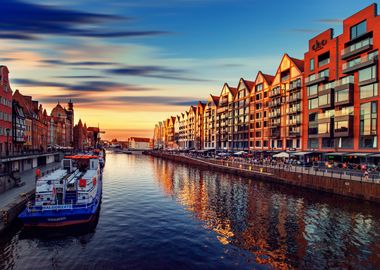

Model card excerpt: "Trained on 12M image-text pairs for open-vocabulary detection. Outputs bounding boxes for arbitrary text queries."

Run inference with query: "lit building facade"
[204,95,219,150]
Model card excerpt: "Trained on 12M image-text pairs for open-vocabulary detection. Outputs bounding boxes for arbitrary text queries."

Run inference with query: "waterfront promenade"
[0,162,60,233]
[149,151,380,203]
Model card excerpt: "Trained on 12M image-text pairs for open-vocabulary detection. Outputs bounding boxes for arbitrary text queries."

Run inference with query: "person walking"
[35,168,41,182]
[364,170,369,181]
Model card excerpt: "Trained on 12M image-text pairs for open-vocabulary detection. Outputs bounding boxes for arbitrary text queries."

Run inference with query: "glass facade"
[358,65,377,82]
[360,83,378,99]
[359,101,377,148]
[350,20,366,40]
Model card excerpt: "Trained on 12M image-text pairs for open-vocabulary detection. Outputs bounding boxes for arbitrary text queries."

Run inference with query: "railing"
[342,54,377,70]
[159,153,380,182]
[305,71,329,84]
[341,37,373,56]
[335,75,354,87]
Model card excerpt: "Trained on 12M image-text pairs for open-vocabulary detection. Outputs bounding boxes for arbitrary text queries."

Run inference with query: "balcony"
[288,119,301,126]
[287,93,301,103]
[269,87,282,98]
[288,130,301,138]
[305,72,329,86]
[286,107,301,115]
[334,76,354,106]
[334,115,353,137]
[342,54,377,74]
[341,37,373,60]
[318,93,334,109]
[289,81,302,92]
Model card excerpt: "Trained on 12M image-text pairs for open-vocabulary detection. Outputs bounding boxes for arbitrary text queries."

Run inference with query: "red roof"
[289,56,305,72]
[261,73,275,84]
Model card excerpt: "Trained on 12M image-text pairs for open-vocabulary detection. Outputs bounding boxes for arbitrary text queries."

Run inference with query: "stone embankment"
[149,152,380,204]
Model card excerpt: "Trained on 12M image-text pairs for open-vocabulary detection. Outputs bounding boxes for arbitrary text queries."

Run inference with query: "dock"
[0,162,60,234]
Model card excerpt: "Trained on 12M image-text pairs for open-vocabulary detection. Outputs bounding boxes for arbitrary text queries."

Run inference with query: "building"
[0,66,13,156]
[187,106,196,149]
[232,78,254,151]
[250,72,274,153]
[269,54,304,151]
[12,100,26,154]
[216,83,237,150]
[73,119,88,151]
[304,3,380,155]
[153,3,380,157]
[128,137,152,150]
[50,101,74,147]
[195,101,205,150]
[167,116,176,149]
[204,95,219,150]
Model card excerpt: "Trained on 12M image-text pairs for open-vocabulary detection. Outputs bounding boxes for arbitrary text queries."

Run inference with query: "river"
[0,152,379,269]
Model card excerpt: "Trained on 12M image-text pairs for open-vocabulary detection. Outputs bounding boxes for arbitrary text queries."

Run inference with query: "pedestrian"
[35,168,41,182]
[364,170,369,181]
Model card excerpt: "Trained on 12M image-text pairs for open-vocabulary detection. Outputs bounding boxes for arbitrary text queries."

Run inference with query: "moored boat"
[18,155,102,228]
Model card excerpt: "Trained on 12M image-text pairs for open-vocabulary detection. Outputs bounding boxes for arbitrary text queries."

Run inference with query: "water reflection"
[152,157,380,269]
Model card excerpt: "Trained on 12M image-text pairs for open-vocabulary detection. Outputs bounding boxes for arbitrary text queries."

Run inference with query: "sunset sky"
[2,0,378,140]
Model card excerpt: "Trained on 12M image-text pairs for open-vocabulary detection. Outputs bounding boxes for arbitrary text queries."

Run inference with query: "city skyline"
[2,0,379,140]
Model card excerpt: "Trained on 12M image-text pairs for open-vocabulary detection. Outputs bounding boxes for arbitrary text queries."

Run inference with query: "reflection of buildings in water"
[152,159,380,269]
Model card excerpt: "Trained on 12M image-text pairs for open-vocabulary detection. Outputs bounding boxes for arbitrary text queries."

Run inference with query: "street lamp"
[6,128,10,156]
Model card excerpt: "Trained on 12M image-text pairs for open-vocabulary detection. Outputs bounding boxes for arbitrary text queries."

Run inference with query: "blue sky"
[1,0,379,139]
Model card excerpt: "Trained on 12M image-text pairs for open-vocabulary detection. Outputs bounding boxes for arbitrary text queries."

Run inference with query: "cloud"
[107,65,212,82]
[12,78,155,93]
[0,0,169,40]
[39,94,199,107]
[289,28,319,33]
[315,18,343,24]
[53,75,106,79]
[13,78,68,88]
[41,59,117,66]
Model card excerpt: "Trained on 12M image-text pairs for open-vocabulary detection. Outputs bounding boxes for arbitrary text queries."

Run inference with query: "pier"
[0,161,61,234]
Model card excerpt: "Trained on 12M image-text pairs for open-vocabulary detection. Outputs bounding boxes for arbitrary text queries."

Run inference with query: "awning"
[369,153,380,157]
[345,152,371,157]
[323,152,347,156]
[292,151,313,156]
[273,152,290,158]
[234,151,247,156]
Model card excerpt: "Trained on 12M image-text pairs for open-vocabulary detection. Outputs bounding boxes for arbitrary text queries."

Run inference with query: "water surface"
[1,153,379,269]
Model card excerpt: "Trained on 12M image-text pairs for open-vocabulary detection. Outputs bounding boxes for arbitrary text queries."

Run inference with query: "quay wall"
[149,152,380,204]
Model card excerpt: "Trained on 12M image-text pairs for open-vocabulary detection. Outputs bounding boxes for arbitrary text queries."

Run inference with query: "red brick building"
[0,66,13,155]
[304,3,380,155]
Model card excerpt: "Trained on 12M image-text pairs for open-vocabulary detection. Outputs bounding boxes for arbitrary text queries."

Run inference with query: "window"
[358,66,377,83]
[308,138,318,148]
[318,69,329,78]
[286,140,293,148]
[309,113,318,122]
[318,52,330,67]
[360,83,378,99]
[255,141,261,147]
[308,98,318,109]
[318,94,330,107]
[277,140,282,148]
[307,85,318,96]
[322,138,334,148]
[360,101,377,136]
[318,123,330,134]
[255,83,263,92]
[335,89,350,103]
[310,58,315,72]
[335,120,349,132]
[350,20,366,40]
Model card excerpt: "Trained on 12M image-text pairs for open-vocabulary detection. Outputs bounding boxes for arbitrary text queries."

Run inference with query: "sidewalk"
[0,161,61,210]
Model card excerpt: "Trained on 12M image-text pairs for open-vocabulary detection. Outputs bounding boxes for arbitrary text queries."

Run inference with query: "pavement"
[0,161,61,210]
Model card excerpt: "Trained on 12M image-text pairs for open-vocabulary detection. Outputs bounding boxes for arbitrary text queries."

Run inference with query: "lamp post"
[6,128,10,156]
